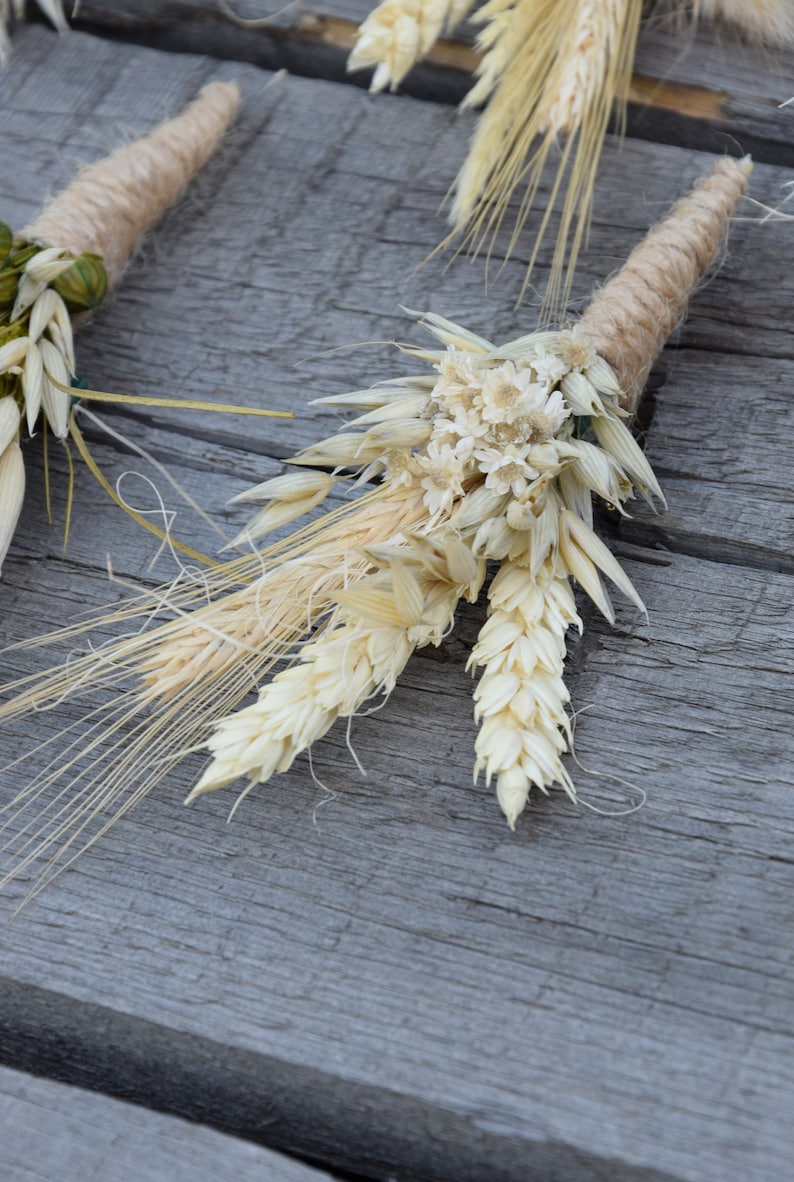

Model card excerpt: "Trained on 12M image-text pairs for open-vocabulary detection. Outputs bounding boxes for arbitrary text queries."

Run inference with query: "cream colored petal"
[11,273,46,321]
[45,291,75,372]
[0,441,25,576]
[584,355,623,400]
[591,414,665,506]
[391,561,426,625]
[558,521,614,623]
[231,469,334,505]
[560,371,605,416]
[363,418,432,449]
[474,671,521,718]
[28,288,60,343]
[22,342,44,433]
[496,766,531,830]
[415,311,494,354]
[226,489,330,548]
[24,246,72,284]
[0,336,30,374]
[561,509,646,617]
[41,377,70,438]
[348,393,430,426]
[333,585,405,627]
[0,396,20,454]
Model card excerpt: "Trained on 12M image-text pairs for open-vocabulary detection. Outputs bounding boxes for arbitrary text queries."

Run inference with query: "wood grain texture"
[0,23,792,1182]
[65,0,794,161]
[0,1065,336,1182]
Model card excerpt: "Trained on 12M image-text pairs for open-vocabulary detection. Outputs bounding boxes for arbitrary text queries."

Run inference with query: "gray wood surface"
[67,0,794,160]
[0,19,793,1182]
[0,1065,336,1181]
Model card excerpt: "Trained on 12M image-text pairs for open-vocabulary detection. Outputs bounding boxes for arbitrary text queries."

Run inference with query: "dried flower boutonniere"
[0,155,750,899]
[0,80,288,576]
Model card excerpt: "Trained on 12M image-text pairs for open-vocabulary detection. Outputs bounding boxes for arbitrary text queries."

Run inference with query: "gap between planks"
[59,3,794,166]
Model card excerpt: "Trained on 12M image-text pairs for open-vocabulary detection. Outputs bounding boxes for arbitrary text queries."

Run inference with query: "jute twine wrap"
[22,81,240,288]
[578,155,752,414]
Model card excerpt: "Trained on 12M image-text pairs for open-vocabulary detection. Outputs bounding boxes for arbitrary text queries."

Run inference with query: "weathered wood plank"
[2,28,792,566]
[0,25,793,1182]
[0,1065,337,1182]
[1,548,793,1182]
[64,0,794,98]
[63,0,794,160]
[624,349,794,573]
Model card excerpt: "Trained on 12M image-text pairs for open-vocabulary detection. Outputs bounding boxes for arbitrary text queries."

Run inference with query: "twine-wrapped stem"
[578,155,752,413]
[22,81,240,288]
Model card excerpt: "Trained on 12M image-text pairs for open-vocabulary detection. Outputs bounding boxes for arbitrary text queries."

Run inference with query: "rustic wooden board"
[64,0,794,162]
[4,26,792,565]
[0,22,792,1182]
[0,1065,337,1181]
[2,549,793,1182]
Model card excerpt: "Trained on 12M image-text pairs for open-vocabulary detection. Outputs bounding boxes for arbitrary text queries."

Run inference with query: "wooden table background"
[0,4,792,1180]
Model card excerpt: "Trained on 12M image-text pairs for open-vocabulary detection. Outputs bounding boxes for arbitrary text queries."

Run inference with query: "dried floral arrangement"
[0,80,286,577]
[0,154,750,900]
[349,0,792,311]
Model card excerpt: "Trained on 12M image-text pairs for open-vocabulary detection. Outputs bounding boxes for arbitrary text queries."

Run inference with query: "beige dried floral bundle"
[0,155,750,900]
[0,80,286,576]
[349,0,791,313]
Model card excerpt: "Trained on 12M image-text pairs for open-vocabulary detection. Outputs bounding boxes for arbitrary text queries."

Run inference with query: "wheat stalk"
[348,0,476,91]
[351,0,787,314]
[451,0,642,317]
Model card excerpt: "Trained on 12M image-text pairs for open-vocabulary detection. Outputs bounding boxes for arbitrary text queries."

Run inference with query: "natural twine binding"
[578,154,753,413]
[21,80,240,287]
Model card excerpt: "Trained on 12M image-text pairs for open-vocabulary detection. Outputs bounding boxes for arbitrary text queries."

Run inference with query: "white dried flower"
[476,442,539,497]
[477,363,547,425]
[417,438,466,514]
[0,394,20,453]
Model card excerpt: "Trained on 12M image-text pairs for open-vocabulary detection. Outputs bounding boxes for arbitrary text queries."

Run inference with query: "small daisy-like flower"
[531,345,569,385]
[385,448,421,487]
[476,442,539,497]
[417,438,466,514]
[433,348,483,411]
[434,406,489,451]
[526,387,571,440]
[478,362,548,425]
[557,327,598,372]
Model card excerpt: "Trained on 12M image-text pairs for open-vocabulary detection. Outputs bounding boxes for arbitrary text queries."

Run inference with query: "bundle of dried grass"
[348,0,790,314]
[0,155,751,902]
